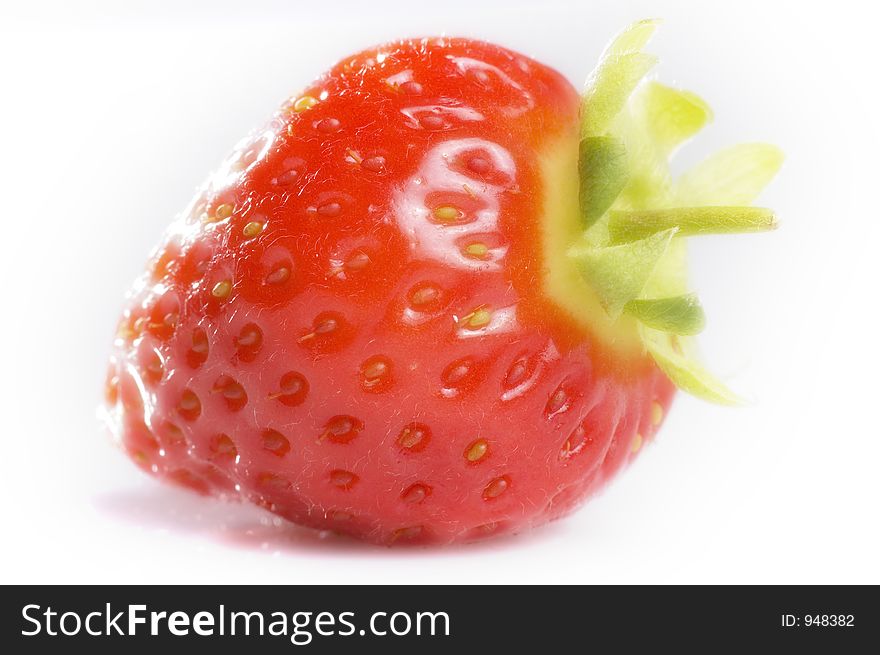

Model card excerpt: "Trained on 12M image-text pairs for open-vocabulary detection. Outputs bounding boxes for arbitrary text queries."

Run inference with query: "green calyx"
[569,19,783,403]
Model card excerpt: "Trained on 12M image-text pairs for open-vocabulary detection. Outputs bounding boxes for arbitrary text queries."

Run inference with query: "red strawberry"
[105,21,780,545]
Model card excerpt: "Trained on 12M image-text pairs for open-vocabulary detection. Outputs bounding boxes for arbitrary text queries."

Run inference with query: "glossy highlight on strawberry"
[105,22,779,545]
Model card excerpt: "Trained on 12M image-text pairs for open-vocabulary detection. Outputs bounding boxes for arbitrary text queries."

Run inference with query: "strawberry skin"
[106,28,774,545]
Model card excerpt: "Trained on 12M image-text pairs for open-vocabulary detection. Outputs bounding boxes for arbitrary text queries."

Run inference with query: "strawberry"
[105,21,780,545]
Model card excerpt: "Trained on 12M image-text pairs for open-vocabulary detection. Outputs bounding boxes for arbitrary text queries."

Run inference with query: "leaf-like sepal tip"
[579,136,629,228]
[626,294,705,335]
[567,228,677,320]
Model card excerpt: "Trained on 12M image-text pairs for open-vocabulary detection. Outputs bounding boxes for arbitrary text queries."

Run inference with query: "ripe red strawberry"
[105,21,780,545]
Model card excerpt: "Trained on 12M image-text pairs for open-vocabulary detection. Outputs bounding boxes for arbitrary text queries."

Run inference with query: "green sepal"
[643,330,741,405]
[579,136,629,227]
[608,206,777,243]
[626,294,705,335]
[580,20,660,139]
[635,81,713,156]
[567,228,677,320]
[607,18,661,54]
[676,143,784,205]
[571,20,781,405]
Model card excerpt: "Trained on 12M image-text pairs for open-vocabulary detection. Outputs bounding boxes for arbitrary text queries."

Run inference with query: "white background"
[1,0,878,584]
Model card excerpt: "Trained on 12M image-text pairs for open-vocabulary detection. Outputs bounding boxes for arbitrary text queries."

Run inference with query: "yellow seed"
[215,203,234,220]
[651,401,663,426]
[345,251,370,271]
[361,358,388,381]
[211,280,232,299]
[433,205,462,222]
[465,439,488,462]
[631,433,643,453]
[483,476,509,500]
[265,267,290,285]
[390,526,423,543]
[294,95,318,112]
[179,392,199,411]
[243,221,264,238]
[464,307,492,329]
[410,285,440,307]
[464,242,488,258]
